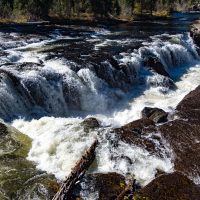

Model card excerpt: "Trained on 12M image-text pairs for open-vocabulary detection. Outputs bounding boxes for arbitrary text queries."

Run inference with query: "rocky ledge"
[190,20,200,47]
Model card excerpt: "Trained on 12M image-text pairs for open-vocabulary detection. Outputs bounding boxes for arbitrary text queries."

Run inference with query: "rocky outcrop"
[157,85,200,178]
[141,107,168,123]
[176,85,200,119]
[136,172,200,200]
[144,57,170,78]
[114,119,159,153]
[190,20,200,47]
[0,122,58,199]
[107,85,200,199]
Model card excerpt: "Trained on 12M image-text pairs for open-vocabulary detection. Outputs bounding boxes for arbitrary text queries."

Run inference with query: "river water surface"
[0,12,200,198]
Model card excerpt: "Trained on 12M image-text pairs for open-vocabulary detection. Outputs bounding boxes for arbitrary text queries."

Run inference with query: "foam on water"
[97,63,200,126]
[12,117,173,187]
[12,117,97,180]
[0,27,199,192]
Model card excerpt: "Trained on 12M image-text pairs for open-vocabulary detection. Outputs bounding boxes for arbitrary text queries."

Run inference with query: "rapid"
[0,12,200,198]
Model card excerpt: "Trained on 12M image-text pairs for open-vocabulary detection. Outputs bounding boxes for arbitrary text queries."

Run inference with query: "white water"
[12,61,200,186]
[0,28,200,189]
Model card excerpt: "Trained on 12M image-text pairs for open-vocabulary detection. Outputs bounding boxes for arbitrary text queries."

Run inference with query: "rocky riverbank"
[1,82,200,199]
[78,84,200,200]
[67,22,200,199]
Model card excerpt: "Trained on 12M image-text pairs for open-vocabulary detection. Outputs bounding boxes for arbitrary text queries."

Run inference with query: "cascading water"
[0,14,200,198]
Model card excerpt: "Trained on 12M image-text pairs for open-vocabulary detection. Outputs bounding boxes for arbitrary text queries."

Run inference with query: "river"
[0,12,200,199]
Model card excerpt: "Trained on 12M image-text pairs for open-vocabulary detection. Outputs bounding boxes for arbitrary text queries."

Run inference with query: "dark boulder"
[114,119,160,153]
[144,57,170,78]
[141,107,168,123]
[79,173,126,200]
[157,86,200,179]
[176,85,200,119]
[190,22,200,47]
[81,117,100,131]
[135,172,200,200]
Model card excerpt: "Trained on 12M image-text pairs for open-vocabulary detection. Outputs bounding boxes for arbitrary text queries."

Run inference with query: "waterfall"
[0,32,199,121]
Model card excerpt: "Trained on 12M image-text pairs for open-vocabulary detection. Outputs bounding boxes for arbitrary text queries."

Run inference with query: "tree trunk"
[53,140,98,200]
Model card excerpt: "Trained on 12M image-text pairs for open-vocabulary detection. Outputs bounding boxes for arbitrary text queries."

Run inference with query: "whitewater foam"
[1,28,199,189]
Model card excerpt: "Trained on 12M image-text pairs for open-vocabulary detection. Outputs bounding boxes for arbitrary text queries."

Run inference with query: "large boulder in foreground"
[136,172,200,200]
[158,85,200,179]
[176,85,200,120]
[0,122,58,200]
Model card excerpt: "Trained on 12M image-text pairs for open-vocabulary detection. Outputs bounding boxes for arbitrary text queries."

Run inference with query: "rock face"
[141,107,168,123]
[190,20,200,47]
[114,119,160,153]
[136,172,200,200]
[0,122,58,200]
[108,85,200,199]
[144,57,170,78]
[157,85,200,179]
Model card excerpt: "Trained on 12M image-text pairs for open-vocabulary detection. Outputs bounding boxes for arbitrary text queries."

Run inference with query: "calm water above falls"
[1,12,200,197]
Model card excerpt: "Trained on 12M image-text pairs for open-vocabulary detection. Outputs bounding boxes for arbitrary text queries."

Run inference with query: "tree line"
[0,0,197,21]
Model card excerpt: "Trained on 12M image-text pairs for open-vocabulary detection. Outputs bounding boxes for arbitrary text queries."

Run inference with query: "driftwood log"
[53,139,98,200]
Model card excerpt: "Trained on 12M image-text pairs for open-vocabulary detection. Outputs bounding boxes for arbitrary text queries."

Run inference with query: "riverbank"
[0,13,173,27]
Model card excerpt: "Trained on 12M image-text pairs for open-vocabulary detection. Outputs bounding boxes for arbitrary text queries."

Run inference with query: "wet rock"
[135,172,200,200]
[141,107,168,123]
[157,86,200,179]
[149,76,177,91]
[159,119,200,178]
[190,21,200,47]
[0,122,58,200]
[114,119,160,153]
[79,173,126,200]
[144,57,170,78]
[82,117,100,131]
[1,62,43,72]
[176,85,200,119]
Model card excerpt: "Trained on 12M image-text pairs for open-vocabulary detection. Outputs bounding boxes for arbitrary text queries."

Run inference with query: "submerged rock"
[135,172,200,200]
[0,122,58,200]
[141,107,168,123]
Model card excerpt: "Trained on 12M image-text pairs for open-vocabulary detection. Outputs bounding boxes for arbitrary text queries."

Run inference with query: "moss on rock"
[0,122,58,200]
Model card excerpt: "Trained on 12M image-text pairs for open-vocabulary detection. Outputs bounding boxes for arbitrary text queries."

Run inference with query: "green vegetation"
[0,0,197,22]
